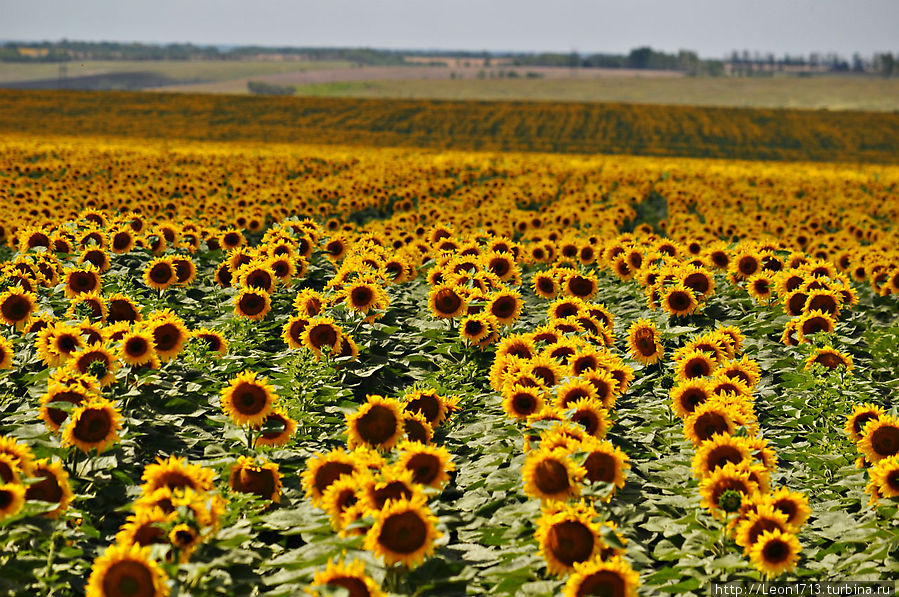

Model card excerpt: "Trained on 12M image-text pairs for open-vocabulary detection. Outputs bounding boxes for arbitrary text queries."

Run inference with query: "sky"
[2,0,897,58]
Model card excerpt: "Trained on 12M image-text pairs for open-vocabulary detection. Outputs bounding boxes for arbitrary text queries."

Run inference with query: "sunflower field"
[0,101,898,597]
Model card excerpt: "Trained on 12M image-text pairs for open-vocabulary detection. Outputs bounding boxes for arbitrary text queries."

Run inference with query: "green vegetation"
[247,80,295,95]
[291,75,899,111]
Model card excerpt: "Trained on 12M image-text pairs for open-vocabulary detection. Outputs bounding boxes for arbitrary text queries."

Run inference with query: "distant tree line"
[1,40,895,77]
[725,50,897,77]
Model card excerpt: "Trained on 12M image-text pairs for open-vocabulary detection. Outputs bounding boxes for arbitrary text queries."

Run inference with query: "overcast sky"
[2,0,896,58]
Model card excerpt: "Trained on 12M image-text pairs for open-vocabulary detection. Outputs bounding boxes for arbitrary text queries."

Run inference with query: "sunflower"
[39,377,97,432]
[563,272,599,300]
[0,453,23,485]
[795,309,835,343]
[670,378,712,418]
[0,288,36,327]
[253,408,297,448]
[347,395,405,452]
[143,257,176,290]
[85,542,170,597]
[543,336,583,365]
[804,288,842,317]
[682,266,715,299]
[539,421,589,454]
[115,507,175,547]
[0,335,12,369]
[579,436,630,497]
[324,234,350,262]
[535,501,603,577]
[192,328,229,357]
[502,384,546,421]
[302,316,344,358]
[0,482,26,521]
[660,285,698,317]
[362,466,421,511]
[858,415,899,463]
[108,227,136,254]
[805,347,853,372]
[147,314,190,362]
[106,294,141,324]
[731,248,762,280]
[522,448,585,502]
[747,272,776,302]
[310,558,386,597]
[236,261,277,294]
[396,441,455,489]
[61,397,122,454]
[781,289,810,317]
[321,473,366,531]
[735,503,794,554]
[627,319,663,365]
[459,312,496,345]
[699,461,760,516]
[171,257,197,286]
[281,315,309,350]
[566,398,611,439]
[23,312,55,336]
[343,280,387,315]
[403,390,458,428]
[221,370,278,427]
[69,343,119,386]
[692,433,753,480]
[229,455,282,503]
[554,379,598,411]
[219,228,245,251]
[268,256,298,284]
[0,434,34,477]
[495,334,537,362]
[845,403,886,443]
[336,334,360,361]
[769,487,811,527]
[683,401,737,446]
[748,528,801,579]
[168,523,201,561]
[67,292,108,323]
[674,349,717,381]
[525,354,565,388]
[780,319,800,346]
[141,455,216,495]
[234,289,271,321]
[868,454,899,500]
[709,373,752,401]
[563,555,641,597]
[119,328,158,368]
[428,284,467,319]
[402,410,434,445]
[719,356,761,388]
[78,247,112,274]
[364,494,441,568]
[302,448,363,506]
[64,265,102,299]
[25,458,74,518]
[214,261,233,288]
[532,270,560,299]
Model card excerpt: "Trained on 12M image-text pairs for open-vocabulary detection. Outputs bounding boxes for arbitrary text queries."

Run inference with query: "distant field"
[4,60,896,111]
[2,89,898,163]
[0,59,352,85]
[287,76,899,111]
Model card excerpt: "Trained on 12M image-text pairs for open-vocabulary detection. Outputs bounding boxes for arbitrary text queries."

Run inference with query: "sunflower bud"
[719,489,743,513]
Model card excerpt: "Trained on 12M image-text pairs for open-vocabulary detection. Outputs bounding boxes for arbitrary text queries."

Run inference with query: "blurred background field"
[3,57,899,111]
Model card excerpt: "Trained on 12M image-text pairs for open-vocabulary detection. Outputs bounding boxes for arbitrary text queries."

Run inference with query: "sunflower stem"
[382,563,408,593]
[246,426,255,451]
